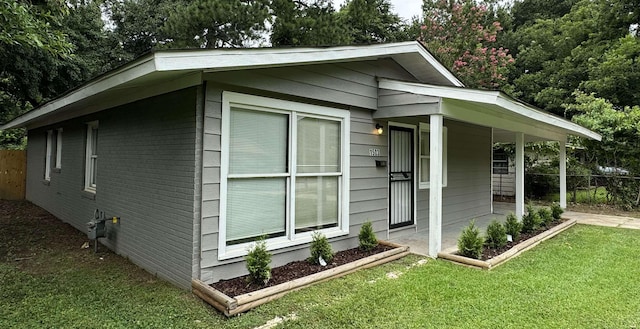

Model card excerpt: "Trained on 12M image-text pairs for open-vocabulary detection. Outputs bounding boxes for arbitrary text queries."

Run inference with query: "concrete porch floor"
[389,202,516,255]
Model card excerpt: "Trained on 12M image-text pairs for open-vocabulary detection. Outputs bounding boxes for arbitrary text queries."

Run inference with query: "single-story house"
[0,41,601,289]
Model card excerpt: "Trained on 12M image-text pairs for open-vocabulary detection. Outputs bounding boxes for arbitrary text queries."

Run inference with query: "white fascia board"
[2,41,462,130]
[413,46,464,87]
[494,95,602,141]
[154,41,464,87]
[378,79,601,141]
[154,42,418,72]
[1,56,158,130]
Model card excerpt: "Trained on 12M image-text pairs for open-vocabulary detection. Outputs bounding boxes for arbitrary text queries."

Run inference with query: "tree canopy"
[2,0,640,209]
[415,0,514,88]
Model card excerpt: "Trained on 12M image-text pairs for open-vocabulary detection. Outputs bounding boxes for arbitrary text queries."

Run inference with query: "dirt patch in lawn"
[0,200,155,282]
[211,244,394,297]
[566,203,640,219]
[480,219,567,261]
[0,201,86,266]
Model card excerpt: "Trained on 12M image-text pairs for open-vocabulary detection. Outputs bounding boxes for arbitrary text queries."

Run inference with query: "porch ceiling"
[377,79,602,143]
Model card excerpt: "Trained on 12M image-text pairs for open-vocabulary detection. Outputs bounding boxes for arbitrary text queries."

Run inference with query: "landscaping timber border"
[438,218,577,269]
[192,240,410,316]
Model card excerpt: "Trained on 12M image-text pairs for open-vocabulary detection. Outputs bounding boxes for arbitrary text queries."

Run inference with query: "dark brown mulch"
[480,218,567,260]
[211,244,394,297]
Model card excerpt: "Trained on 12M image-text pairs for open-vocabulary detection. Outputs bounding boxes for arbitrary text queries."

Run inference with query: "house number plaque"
[369,148,380,156]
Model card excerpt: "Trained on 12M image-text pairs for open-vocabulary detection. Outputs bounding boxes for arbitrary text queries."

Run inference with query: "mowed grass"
[267,225,640,328]
[546,186,609,204]
[1,201,639,328]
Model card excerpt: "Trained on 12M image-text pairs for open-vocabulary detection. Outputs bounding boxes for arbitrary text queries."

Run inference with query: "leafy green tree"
[569,92,640,207]
[580,35,640,108]
[509,0,577,28]
[164,0,271,48]
[271,0,352,46]
[0,0,73,148]
[416,0,515,88]
[0,0,71,55]
[106,0,178,58]
[338,0,408,44]
[507,0,638,115]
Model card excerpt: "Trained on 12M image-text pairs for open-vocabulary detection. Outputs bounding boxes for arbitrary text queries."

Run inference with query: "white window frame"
[55,128,62,169]
[84,121,98,193]
[419,123,447,189]
[218,92,350,260]
[44,130,53,181]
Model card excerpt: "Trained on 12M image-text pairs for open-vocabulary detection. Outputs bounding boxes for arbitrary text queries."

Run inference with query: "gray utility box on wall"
[87,219,106,240]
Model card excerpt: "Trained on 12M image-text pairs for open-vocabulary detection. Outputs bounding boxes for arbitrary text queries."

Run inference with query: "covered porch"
[390,202,515,255]
[376,79,601,257]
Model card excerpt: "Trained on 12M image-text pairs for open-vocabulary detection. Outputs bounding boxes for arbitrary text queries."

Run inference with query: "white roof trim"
[378,78,601,141]
[0,57,157,129]
[1,41,462,130]
[153,42,463,86]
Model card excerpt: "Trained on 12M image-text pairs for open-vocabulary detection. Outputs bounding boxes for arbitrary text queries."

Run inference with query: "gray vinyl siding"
[203,59,416,111]
[417,120,492,230]
[382,118,491,232]
[200,59,409,283]
[26,87,198,289]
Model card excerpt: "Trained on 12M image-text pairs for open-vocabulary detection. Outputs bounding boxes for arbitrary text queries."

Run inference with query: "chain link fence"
[526,173,640,208]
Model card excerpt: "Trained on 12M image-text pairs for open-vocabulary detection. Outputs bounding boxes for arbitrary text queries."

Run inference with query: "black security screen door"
[389,126,414,229]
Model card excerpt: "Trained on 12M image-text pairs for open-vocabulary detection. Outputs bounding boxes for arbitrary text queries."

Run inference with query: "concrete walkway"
[563,211,640,230]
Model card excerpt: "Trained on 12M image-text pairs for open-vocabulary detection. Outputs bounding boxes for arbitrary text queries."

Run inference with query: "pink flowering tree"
[418,0,514,89]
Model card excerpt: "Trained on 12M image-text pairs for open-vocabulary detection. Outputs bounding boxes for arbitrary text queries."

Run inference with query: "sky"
[334,0,424,22]
[387,0,423,21]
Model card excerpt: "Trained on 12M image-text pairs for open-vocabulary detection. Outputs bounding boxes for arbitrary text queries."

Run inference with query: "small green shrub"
[522,205,541,233]
[485,219,507,249]
[309,231,334,265]
[358,221,378,251]
[245,237,271,285]
[551,203,564,220]
[457,220,484,259]
[504,213,522,241]
[538,207,553,227]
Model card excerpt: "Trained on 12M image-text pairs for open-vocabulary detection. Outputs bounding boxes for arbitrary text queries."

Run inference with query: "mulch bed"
[480,218,567,260]
[211,244,394,297]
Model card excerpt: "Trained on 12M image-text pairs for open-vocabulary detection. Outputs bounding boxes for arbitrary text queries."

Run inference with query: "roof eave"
[1,41,464,130]
[377,79,602,141]
[0,55,158,130]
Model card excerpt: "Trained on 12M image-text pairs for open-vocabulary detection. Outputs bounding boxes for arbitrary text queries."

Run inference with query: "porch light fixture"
[375,123,384,135]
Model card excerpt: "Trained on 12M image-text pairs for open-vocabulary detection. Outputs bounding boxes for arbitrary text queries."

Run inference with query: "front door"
[389,126,414,229]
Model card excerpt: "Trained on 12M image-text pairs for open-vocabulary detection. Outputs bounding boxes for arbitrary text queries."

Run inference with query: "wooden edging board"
[437,218,577,270]
[192,240,410,316]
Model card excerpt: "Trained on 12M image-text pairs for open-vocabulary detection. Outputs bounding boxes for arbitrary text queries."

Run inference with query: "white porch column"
[559,138,567,209]
[515,133,525,219]
[428,114,444,258]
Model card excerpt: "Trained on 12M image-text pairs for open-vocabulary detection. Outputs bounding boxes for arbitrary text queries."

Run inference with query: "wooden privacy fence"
[0,150,26,200]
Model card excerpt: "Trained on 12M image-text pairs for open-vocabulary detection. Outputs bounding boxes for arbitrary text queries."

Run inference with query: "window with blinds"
[219,92,350,258]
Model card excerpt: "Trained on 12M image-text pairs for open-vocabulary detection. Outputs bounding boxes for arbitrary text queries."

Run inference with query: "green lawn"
[546,186,608,204]
[2,202,639,328]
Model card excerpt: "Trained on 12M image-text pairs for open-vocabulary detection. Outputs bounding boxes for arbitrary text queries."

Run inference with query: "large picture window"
[220,92,349,259]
